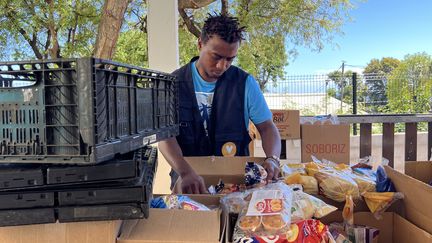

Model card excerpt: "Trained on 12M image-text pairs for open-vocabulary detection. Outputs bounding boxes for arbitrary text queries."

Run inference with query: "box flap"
[385,165,432,234]
[393,213,432,243]
[405,161,432,184]
[117,209,221,243]
[0,220,121,243]
[184,157,265,175]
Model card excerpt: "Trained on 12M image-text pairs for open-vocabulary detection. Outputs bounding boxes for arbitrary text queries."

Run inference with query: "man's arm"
[255,119,281,181]
[158,137,207,194]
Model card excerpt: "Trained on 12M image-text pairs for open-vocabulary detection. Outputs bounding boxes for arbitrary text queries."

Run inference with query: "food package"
[346,225,380,243]
[233,219,330,243]
[328,222,352,243]
[284,173,319,195]
[150,195,210,211]
[349,173,376,194]
[342,195,354,226]
[291,190,337,222]
[376,166,396,192]
[208,179,247,194]
[281,163,306,176]
[234,182,293,237]
[314,169,360,202]
[362,192,404,219]
[220,191,250,214]
[245,162,268,187]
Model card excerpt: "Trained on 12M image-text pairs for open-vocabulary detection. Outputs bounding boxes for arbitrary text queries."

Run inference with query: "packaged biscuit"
[234,182,293,236]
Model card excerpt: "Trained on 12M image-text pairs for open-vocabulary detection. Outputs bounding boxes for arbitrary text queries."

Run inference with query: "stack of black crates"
[0,58,178,226]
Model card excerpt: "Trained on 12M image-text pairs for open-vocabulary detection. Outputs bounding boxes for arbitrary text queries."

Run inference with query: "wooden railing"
[336,114,432,167]
[278,114,432,167]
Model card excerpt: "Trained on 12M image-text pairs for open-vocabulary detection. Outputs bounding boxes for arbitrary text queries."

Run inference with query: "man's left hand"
[262,158,280,183]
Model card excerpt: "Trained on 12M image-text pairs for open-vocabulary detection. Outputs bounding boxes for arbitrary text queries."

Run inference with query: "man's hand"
[180,170,208,194]
[262,158,280,183]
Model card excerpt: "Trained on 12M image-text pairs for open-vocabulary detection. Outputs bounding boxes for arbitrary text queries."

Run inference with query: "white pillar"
[148,0,179,194]
[147,0,179,72]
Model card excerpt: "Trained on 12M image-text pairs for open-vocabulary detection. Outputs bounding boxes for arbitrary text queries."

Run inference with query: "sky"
[284,0,432,75]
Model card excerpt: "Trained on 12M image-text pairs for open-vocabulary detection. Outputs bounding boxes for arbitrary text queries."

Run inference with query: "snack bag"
[376,166,396,192]
[286,220,330,243]
[150,195,210,211]
[245,162,268,187]
[220,191,250,214]
[362,192,404,219]
[281,163,307,176]
[284,173,319,195]
[291,190,337,222]
[208,179,247,194]
[314,169,360,202]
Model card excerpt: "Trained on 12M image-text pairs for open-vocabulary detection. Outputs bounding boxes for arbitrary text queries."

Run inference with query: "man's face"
[196,35,239,82]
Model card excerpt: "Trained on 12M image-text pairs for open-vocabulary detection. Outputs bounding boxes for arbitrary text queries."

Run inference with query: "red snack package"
[285,219,329,243]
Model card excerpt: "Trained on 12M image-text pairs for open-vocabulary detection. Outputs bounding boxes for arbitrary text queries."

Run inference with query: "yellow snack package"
[314,169,360,202]
[362,192,404,219]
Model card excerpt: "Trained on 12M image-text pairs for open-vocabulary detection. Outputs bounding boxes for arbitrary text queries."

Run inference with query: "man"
[158,13,281,194]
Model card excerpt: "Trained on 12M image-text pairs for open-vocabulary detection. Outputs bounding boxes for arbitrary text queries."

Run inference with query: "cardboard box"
[0,220,121,243]
[301,124,350,164]
[385,165,432,235]
[250,110,300,140]
[173,156,265,194]
[321,212,432,243]
[405,161,432,185]
[117,195,223,243]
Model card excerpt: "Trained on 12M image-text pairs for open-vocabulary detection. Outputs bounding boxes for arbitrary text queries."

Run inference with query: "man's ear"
[198,37,202,51]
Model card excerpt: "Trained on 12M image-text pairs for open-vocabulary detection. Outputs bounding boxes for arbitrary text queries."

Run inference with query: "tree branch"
[221,0,228,15]
[178,7,201,38]
[178,0,216,9]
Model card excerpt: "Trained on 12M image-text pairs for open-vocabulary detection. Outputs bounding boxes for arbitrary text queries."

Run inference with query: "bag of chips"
[291,190,338,222]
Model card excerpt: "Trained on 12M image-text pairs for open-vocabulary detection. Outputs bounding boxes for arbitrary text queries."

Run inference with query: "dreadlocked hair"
[201,13,246,44]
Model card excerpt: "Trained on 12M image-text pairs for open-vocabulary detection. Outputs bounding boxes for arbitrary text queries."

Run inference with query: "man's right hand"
[180,170,208,194]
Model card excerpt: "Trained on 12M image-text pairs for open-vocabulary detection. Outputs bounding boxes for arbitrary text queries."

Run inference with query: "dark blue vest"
[172,57,251,157]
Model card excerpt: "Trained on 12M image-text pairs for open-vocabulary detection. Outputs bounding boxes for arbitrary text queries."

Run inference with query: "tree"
[363,57,400,112]
[94,0,131,59]
[0,0,102,60]
[386,53,432,114]
[177,0,354,90]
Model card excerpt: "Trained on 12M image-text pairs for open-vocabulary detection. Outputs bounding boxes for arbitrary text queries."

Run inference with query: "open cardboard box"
[117,195,223,243]
[385,165,432,235]
[173,156,265,194]
[405,161,432,185]
[0,220,121,243]
[321,211,432,243]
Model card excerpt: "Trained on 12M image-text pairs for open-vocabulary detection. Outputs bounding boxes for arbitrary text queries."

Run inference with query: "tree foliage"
[0,0,102,60]
[0,0,354,90]
[363,57,400,112]
[386,53,432,114]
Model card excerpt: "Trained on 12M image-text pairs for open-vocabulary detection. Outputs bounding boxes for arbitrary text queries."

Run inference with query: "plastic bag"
[150,195,210,211]
[376,166,396,192]
[281,163,307,176]
[220,191,250,214]
[234,182,293,237]
[291,190,338,222]
[284,172,319,195]
[245,162,267,187]
[362,192,404,219]
[314,169,360,202]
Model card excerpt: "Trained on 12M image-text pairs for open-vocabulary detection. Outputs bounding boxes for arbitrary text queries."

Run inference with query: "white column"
[148,0,179,194]
[147,0,179,72]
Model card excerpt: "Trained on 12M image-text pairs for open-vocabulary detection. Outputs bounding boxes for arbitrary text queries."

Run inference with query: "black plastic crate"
[0,208,55,227]
[0,58,178,164]
[57,203,148,222]
[0,146,157,192]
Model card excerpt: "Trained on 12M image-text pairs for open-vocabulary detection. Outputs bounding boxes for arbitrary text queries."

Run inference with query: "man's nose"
[216,59,229,70]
